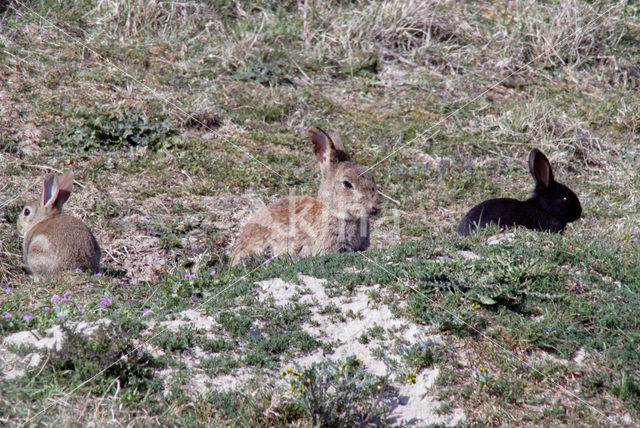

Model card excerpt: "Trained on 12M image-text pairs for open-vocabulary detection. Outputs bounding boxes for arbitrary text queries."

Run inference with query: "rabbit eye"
[562,197,569,201]
[24,208,31,216]
[342,180,353,190]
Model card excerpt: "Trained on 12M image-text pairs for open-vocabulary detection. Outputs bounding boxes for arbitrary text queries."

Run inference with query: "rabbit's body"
[23,215,100,275]
[18,171,101,276]
[232,127,379,266]
[457,149,582,236]
[457,198,567,235]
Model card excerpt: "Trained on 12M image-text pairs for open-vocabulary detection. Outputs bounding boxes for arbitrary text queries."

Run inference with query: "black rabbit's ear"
[528,149,554,188]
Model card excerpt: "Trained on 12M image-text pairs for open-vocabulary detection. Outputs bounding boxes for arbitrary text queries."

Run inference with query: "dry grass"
[85,0,213,39]
[480,100,618,167]
[0,0,639,425]
[503,0,626,68]
[303,0,476,63]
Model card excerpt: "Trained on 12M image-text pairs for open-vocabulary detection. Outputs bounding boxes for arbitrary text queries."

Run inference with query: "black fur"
[457,149,582,236]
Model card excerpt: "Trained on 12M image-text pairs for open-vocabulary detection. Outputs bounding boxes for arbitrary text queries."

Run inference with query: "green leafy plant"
[281,356,396,427]
[47,322,163,401]
[63,109,174,151]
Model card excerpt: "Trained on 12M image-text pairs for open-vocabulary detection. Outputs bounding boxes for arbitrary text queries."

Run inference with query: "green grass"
[0,0,639,426]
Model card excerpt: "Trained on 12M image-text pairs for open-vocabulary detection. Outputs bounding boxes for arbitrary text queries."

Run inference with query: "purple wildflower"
[53,305,60,310]
[126,301,131,305]
[24,315,32,321]
[138,298,144,303]
[52,294,60,301]
[57,314,64,319]
[0,297,4,301]
[81,309,86,314]
[301,254,307,259]
[210,270,216,276]
[63,291,71,297]
[265,259,271,265]
[4,313,11,318]
[76,304,82,308]
[101,298,112,306]
[43,307,50,311]
[184,273,195,279]
[96,272,102,277]
[118,280,125,285]
[5,287,10,293]
[192,295,196,302]
[142,308,150,315]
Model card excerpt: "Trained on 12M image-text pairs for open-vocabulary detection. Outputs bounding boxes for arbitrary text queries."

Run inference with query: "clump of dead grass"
[0,238,22,287]
[86,0,213,39]
[318,1,469,53]
[480,100,618,168]
[494,0,626,69]
[300,0,478,67]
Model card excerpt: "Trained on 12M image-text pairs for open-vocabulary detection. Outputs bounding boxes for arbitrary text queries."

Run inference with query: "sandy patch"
[394,370,466,426]
[1,318,112,380]
[256,275,466,426]
[158,309,219,332]
[486,231,516,245]
[3,318,112,352]
[457,250,480,260]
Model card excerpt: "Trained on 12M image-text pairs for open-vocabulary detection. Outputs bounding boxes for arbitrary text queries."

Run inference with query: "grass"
[0,0,639,426]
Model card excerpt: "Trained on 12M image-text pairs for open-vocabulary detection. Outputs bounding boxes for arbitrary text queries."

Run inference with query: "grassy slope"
[0,0,639,426]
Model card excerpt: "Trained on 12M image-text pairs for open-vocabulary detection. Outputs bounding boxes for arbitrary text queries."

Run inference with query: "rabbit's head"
[309,127,380,220]
[528,149,582,224]
[17,171,74,237]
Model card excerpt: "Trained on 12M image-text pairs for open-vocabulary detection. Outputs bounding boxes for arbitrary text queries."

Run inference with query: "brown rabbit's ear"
[529,149,554,188]
[308,127,350,169]
[42,175,59,208]
[322,129,350,161]
[54,170,74,210]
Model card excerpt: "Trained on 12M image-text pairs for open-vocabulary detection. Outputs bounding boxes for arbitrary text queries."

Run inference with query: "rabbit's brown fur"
[232,127,380,266]
[18,171,101,276]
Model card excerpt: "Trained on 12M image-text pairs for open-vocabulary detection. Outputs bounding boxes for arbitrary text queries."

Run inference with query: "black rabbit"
[457,149,582,236]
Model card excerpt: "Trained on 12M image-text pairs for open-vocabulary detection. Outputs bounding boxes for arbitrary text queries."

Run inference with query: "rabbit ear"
[529,149,554,188]
[42,171,73,211]
[322,129,350,161]
[308,127,350,170]
[42,175,59,208]
[54,170,74,210]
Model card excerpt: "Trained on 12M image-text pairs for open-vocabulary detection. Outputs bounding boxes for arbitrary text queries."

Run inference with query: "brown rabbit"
[232,127,380,266]
[17,171,101,276]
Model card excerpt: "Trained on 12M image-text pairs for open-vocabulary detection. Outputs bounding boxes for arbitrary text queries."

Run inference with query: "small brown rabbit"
[17,171,101,276]
[232,127,380,266]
